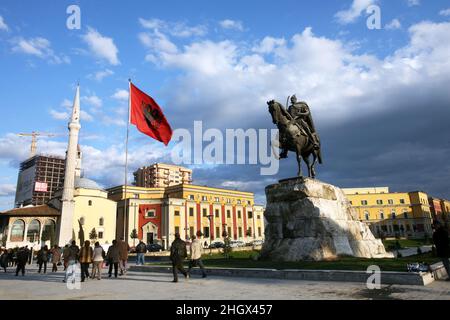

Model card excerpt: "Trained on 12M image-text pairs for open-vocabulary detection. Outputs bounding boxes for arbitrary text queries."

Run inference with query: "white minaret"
[57,85,81,246]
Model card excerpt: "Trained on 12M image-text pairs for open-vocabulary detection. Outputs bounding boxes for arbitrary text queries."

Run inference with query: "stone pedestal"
[261,178,393,261]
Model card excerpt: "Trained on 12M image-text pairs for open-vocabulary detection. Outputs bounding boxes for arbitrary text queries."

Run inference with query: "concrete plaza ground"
[0,265,449,300]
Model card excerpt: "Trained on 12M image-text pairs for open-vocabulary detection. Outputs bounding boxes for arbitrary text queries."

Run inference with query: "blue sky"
[1,0,450,210]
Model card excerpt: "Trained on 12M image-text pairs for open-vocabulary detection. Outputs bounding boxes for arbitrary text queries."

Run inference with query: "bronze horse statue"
[267,100,322,178]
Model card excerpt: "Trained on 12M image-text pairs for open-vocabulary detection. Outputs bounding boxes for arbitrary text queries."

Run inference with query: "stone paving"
[0,265,449,300]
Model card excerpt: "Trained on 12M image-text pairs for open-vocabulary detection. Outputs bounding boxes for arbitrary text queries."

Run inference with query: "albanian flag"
[130,82,173,145]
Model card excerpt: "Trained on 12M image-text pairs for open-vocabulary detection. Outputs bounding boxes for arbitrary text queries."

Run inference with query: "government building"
[107,178,265,249]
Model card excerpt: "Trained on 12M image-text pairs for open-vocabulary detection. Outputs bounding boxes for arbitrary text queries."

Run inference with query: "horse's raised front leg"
[310,152,318,179]
[296,152,303,177]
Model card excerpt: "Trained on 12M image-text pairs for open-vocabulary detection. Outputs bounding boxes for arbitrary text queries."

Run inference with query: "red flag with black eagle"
[129,82,172,145]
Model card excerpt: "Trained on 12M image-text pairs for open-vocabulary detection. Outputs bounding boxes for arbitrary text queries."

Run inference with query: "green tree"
[89,228,98,242]
[130,229,139,246]
[222,236,232,259]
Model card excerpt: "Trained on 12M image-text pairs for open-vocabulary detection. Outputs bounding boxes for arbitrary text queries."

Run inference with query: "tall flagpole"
[123,79,131,241]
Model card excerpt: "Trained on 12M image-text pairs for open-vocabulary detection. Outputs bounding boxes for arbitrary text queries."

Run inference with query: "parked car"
[146,243,163,252]
[230,240,245,248]
[251,239,264,246]
[209,241,225,249]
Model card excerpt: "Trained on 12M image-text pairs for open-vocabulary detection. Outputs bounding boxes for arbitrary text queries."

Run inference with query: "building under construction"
[15,155,66,207]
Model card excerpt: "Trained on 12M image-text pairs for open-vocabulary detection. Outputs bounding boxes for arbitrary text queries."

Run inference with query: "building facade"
[343,187,433,238]
[107,184,265,249]
[133,163,192,188]
[14,155,66,208]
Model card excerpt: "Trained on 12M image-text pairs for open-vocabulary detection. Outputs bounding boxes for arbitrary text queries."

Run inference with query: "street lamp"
[206,214,214,254]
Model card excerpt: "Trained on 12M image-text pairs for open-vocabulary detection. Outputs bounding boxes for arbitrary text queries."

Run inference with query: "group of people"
[170,231,208,282]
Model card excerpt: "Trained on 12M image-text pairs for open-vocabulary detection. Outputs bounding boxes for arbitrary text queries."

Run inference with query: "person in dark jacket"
[0,249,8,272]
[106,240,120,278]
[15,247,29,276]
[433,221,450,281]
[170,233,189,282]
[135,240,147,266]
[37,246,49,274]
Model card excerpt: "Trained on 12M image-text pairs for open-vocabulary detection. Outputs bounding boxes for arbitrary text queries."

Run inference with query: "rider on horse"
[280,95,320,159]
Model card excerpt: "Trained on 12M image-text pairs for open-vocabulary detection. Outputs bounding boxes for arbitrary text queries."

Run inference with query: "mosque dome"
[74,177,104,191]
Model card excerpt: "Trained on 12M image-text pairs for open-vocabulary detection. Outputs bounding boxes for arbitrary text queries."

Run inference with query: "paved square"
[0,265,449,300]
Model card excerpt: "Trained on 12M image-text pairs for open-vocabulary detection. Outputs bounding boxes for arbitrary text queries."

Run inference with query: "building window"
[174,210,180,216]
[215,197,220,202]
[258,227,262,237]
[237,200,241,204]
[175,226,180,235]
[227,199,231,204]
[227,210,231,218]
[248,211,253,219]
[189,207,194,216]
[400,199,405,204]
[248,227,252,237]
[380,211,385,220]
[216,227,220,238]
[88,200,92,206]
[98,231,103,239]
[361,200,368,205]
[227,227,232,237]
[349,201,353,205]
[99,218,104,226]
[203,227,210,238]
[364,211,370,221]
[237,211,241,219]
[202,196,208,201]
[388,199,394,205]
[10,220,25,242]
[391,211,396,219]
[189,227,194,238]
[215,209,220,218]
[257,215,261,220]
[146,210,156,218]
[238,227,243,238]
[202,208,208,217]
[403,211,408,219]
[188,195,195,200]
[27,219,40,242]
[376,200,383,205]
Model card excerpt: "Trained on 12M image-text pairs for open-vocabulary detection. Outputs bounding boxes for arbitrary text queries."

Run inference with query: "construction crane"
[17,132,56,158]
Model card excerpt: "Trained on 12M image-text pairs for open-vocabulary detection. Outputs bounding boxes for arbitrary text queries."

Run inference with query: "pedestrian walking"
[188,233,207,278]
[135,240,147,266]
[106,240,120,278]
[50,245,62,272]
[15,247,29,276]
[433,221,450,281]
[62,244,70,270]
[91,242,105,280]
[170,232,189,283]
[37,245,49,274]
[118,237,130,276]
[0,249,8,272]
[79,240,93,282]
[63,241,80,283]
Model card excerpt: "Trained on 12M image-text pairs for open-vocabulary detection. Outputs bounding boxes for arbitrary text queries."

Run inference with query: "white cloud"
[111,89,129,101]
[0,184,15,197]
[440,8,450,16]
[0,15,8,31]
[407,0,420,6]
[139,31,178,56]
[82,27,120,65]
[219,19,244,31]
[11,37,70,64]
[252,36,286,54]
[50,109,70,120]
[102,115,126,127]
[139,18,207,38]
[61,99,73,109]
[88,69,114,81]
[82,94,102,108]
[81,110,94,122]
[335,0,377,24]
[386,19,402,30]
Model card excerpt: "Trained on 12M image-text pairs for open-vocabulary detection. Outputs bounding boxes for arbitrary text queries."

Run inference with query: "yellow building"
[343,187,433,238]
[107,184,265,249]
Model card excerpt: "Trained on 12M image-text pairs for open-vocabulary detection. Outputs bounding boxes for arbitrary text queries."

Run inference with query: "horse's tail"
[317,148,323,164]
